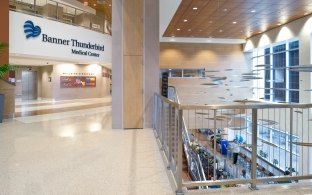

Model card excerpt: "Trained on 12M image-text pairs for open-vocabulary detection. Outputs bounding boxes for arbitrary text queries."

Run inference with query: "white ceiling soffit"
[159,0,246,44]
[9,54,111,67]
[161,37,246,44]
[56,0,96,15]
[159,0,181,40]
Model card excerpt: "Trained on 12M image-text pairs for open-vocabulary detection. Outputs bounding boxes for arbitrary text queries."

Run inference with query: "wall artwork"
[60,76,96,88]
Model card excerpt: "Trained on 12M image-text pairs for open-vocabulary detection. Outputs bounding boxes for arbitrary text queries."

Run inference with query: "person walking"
[231,139,240,164]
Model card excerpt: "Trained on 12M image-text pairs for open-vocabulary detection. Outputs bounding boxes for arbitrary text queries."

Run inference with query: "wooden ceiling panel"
[164,0,312,39]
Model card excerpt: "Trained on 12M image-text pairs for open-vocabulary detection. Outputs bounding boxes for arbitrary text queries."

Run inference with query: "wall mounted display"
[60,76,96,88]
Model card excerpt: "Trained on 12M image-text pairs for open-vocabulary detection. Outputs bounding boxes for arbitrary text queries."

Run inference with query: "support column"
[112,0,159,129]
[0,0,9,65]
[143,0,160,128]
[0,0,15,119]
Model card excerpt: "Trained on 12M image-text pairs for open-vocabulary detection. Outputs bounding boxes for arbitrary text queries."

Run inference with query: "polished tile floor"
[0,98,174,195]
[1,98,312,195]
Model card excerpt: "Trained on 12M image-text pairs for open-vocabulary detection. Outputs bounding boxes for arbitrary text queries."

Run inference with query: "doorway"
[22,70,38,100]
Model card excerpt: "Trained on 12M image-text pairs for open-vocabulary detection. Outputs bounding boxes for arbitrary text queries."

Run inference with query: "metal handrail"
[169,86,207,184]
[156,91,312,110]
[153,88,312,192]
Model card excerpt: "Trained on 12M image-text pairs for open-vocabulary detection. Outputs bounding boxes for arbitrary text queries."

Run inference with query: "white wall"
[160,43,253,105]
[38,65,53,99]
[9,11,111,65]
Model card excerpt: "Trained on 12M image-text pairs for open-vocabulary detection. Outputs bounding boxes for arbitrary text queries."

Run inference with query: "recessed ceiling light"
[177,28,180,31]
[109,4,111,6]
[199,29,202,32]
[188,29,191,31]
[251,9,256,13]
[304,12,308,15]
[94,4,96,6]
[184,19,188,22]
[219,29,223,32]
[193,7,198,10]
[209,21,213,23]
[223,8,228,12]
[277,23,281,26]
[232,21,237,24]
[83,1,88,6]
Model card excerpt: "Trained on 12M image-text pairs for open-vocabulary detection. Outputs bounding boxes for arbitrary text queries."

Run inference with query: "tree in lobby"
[0,42,14,78]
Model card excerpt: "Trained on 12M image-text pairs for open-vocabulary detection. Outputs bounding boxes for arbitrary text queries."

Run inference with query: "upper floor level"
[9,0,111,35]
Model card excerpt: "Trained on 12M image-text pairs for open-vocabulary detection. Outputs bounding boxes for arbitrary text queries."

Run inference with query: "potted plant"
[273,159,278,166]
[0,42,13,78]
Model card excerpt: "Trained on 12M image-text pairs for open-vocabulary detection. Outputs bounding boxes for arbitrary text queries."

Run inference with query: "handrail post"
[213,109,217,180]
[168,104,172,169]
[289,108,293,176]
[160,100,165,150]
[34,0,37,15]
[155,96,159,138]
[250,108,258,190]
[176,109,184,194]
[56,2,59,20]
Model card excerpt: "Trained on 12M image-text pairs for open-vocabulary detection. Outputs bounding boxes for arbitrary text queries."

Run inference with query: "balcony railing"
[9,0,111,35]
[153,88,312,194]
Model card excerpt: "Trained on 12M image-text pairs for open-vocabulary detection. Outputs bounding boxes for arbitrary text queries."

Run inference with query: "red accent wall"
[0,0,9,65]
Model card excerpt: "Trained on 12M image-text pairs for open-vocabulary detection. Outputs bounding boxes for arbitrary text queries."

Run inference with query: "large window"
[264,48,271,101]
[161,68,205,78]
[253,39,300,103]
[273,44,286,102]
[289,41,299,103]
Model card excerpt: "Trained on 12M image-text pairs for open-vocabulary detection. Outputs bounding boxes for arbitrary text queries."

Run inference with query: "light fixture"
[277,23,282,26]
[188,29,191,31]
[304,12,308,15]
[209,21,213,23]
[251,9,256,13]
[193,7,198,10]
[83,1,88,6]
[232,21,237,24]
[177,28,180,31]
[219,29,223,32]
[183,19,188,22]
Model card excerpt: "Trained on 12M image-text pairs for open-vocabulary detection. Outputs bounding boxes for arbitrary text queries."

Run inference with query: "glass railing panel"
[10,0,36,14]
[59,4,75,24]
[38,0,57,19]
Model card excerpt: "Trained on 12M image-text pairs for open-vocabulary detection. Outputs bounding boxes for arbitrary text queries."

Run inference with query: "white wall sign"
[9,11,112,64]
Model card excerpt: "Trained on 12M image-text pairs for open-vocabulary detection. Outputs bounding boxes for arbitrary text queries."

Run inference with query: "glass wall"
[237,119,299,173]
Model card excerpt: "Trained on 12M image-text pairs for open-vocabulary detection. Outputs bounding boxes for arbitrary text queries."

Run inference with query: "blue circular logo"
[24,20,41,38]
